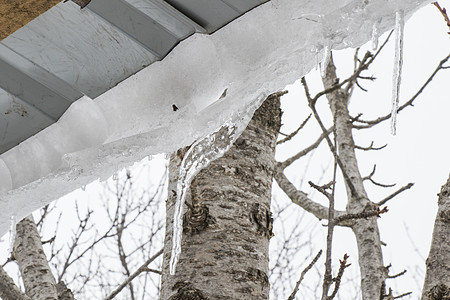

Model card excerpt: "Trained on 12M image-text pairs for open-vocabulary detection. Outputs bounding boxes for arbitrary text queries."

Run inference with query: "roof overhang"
[0,0,429,236]
[0,0,268,154]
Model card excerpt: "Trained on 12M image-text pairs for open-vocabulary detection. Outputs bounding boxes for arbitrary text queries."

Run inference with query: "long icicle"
[391,10,405,135]
[321,45,332,78]
[8,215,16,253]
[371,21,380,51]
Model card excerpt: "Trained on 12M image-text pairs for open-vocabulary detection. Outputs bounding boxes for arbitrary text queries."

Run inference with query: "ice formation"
[170,90,268,274]
[8,215,16,254]
[320,45,332,78]
[391,10,405,135]
[170,119,237,274]
[372,21,380,51]
[0,0,429,237]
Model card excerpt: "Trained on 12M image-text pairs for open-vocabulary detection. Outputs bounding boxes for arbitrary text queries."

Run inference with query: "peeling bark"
[322,58,386,299]
[160,95,281,299]
[422,175,450,300]
[13,215,58,300]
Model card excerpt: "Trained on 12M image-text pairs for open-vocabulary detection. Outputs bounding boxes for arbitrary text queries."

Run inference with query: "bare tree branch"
[278,114,312,145]
[334,207,389,224]
[433,2,450,34]
[274,165,348,224]
[13,215,59,300]
[362,165,396,188]
[328,253,351,299]
[287,250,322,300]
[279,126,333,169]
[302,76,359,199]
[353,53,450,129]
[376,183,414,206]
[105,248,163,300]
[355,141,387,151]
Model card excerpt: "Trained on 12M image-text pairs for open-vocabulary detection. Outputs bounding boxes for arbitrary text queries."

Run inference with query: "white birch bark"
[13,215,58,300]
[422,175,450,300]
[160,95,281,299]
[322,58,387,299]
[0,266,31,300]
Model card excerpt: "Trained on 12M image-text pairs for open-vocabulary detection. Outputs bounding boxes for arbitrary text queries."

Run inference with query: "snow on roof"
[0,0,428,236]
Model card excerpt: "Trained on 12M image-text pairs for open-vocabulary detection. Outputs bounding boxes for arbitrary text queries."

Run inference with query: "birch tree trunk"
[13,215,59,300]
[322,58,387,299]
[422,175,450,300]
[160,94,281,299]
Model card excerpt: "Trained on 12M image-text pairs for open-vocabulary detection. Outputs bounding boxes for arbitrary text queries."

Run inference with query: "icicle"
[164,153,170,160]
[8,215,16,253]
[371,21,380,51]
[320,45,331,78]
[169,119,237,275]
[112,172,118,181]
[315,47,320,71]
[390,10,404,135]
[81,185,86,191]
[147,155,153,161]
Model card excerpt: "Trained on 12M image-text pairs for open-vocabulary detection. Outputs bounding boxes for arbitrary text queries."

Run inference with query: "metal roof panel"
[0,88,53,154]
[87,0,179,58]
[165,0,241,32]
[1,2,157,98]
[0,0,269,155]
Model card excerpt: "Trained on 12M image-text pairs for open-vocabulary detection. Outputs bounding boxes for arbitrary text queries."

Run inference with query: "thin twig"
[353,54,450,129]
[393,291,412,299]
[376,183,414,206]
[105,248,163,300]
[288,250,323,300]
[328,254,351,299]
[279,126,333,169]
[355,141,387,151]
[274,165,349,225]
[344,31,394,94]
[367,178,396,188]
[433,2,450,34]
[277,114,312,145]
[388,269,407,279]
[334,206,388,224]
[321,118,339,300]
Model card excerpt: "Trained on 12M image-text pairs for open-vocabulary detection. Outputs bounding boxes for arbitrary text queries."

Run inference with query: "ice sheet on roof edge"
[0,0,429,236]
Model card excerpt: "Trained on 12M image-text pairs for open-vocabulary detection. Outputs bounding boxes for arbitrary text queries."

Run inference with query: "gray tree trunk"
[422,175,450,300]
[13,215,59,300]
[322,59,387,299]
[160,95,281,299]
[0,266,31,300]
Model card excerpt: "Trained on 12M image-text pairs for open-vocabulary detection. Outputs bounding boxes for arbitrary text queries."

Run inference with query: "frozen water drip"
[391,10,405,135]
[169,119,237,275]
[371,21,380,51]
[320,45,331,78]
[8,215,16,254]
